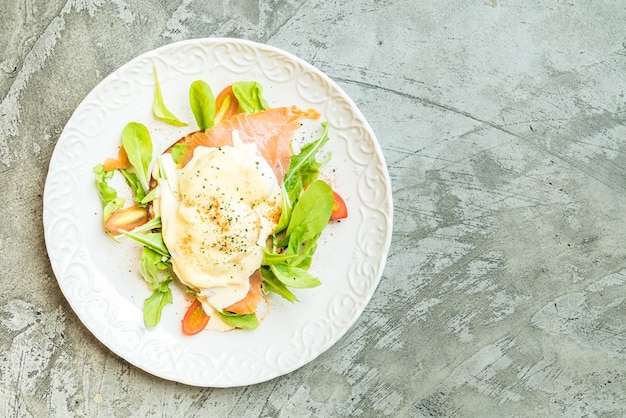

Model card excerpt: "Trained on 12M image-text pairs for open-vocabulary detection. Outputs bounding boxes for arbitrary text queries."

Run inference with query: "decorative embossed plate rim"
[43,38,392,387]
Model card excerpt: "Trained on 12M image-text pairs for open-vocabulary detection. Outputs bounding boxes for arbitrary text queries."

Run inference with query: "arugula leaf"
[189,80,215,131]
[285,231,320,270]
[262,278,298,302]
[120,169,147,206]
[294,237,318,270]
[262,126,334,302]
[270,263,321,289]
[273,184,293,235]
[283,122,331,195]
[286,177,304,214]
[232,81,269,114]
[260,267,298,302]
[217,311,258,330]
[119,229,170,257]
[152,67,188,127]
[140,187,158,205]
[267,180,330,293]
[262,248,297,265]
[121,122,153,192]
[283,223,307,254]
[130,216,162,234]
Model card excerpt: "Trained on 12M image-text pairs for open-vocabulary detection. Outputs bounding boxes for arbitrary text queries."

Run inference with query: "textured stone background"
[2,0,626,416]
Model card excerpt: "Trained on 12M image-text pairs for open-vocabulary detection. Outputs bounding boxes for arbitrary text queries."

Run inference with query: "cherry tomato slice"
[214,85,240,124]
[330,191,348,220]
[181,299,210,336]
[104,205,148,235]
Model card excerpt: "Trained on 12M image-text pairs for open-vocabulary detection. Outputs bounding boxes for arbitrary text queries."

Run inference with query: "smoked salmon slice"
[172,106,320,181]
[225,270,264,315]
[103,145,131,171]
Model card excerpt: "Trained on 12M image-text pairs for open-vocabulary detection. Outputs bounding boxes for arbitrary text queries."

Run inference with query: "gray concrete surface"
[2,0,626,416]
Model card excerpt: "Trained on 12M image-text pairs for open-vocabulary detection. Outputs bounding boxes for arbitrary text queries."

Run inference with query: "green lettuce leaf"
[103,198,125,223]
[139,247,173,327]
[170,143,187,165]
[153,67,188,127]
[121,122,153,192]
[143,285,173,327]
[94,164,125,221]
[217,311,259,330]
[260,267,298,302]
[269,263,321,289]
[94,164,117,205]
[262,248,297,265]
[284,180,334,241]
[189,80,215,131]
[232,81,269,114]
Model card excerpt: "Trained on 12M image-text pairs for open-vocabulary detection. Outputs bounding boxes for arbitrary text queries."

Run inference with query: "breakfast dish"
[96,76,343,334]
[43,38,392,387]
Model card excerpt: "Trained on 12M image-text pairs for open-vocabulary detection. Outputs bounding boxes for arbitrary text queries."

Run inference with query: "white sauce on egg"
[157,132,281,328]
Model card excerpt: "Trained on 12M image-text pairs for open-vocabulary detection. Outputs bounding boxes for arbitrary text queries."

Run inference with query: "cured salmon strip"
[172,106,320,181]
[103,145,131,171]
[225,270,263,315]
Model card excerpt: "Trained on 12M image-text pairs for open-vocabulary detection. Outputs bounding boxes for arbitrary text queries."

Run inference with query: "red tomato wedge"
[225,270,263,315]
[104,205,149,235]
[330,191,348,220]
[174,106,320,181]
[103,145,131,172]
[214,85,240,125]
[182,299,210,336]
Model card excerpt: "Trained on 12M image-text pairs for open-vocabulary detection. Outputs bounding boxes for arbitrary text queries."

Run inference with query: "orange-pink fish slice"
[172,106,320,182]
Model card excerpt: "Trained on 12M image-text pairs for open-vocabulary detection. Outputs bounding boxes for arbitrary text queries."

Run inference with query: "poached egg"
[154,131,281,330]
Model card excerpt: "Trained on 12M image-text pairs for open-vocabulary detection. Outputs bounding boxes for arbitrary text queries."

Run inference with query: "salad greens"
[119,169,147,207]
[95,72,337,331]
[281,122,331,207]
[121,122,153,192]
[260,177,334,300]
[189,80,215,131]
[169,143,187,165]
[152,67,188,127]
[94,164,125,222]
[217,311,258,330]
[232,81,269,113]
[139,246,174,327]
[284,180,333,242]
[119,217,174,327]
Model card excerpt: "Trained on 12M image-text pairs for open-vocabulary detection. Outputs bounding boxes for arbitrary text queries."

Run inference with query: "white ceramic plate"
[43,38,392,387]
